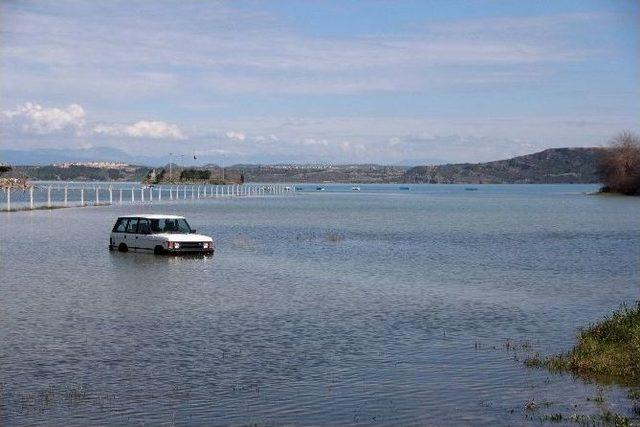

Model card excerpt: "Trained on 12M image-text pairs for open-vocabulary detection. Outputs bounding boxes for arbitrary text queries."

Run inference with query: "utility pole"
[169,152,173,181]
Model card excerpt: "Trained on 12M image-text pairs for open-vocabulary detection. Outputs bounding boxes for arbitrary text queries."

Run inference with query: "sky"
[1,0,639,165]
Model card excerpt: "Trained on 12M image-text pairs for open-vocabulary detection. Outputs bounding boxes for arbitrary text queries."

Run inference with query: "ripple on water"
[1,185,639,425]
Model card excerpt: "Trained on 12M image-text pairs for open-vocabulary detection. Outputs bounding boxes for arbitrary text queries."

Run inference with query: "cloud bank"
[92,121,185,139]
[2,102,86,134]
[2,102,185,140]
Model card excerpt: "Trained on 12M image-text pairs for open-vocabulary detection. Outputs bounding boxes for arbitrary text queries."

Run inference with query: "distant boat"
[399,186,410,190]
[316,186,325,191]
[351,186,361,191]
[465,187,478,191]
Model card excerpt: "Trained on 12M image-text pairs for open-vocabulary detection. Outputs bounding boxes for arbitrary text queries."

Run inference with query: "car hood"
[154,233,213,242]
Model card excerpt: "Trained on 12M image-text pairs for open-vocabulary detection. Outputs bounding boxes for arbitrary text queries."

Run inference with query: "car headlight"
[174,242,180,249]
[203,242,209,248]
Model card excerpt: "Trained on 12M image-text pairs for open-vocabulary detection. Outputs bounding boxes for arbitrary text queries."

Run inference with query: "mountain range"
[1,147,604,184]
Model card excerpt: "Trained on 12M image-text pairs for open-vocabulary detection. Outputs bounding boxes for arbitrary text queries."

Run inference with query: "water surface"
[1,184,639,425]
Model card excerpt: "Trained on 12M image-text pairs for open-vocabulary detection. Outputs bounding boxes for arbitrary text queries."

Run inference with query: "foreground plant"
[526,302,640,386]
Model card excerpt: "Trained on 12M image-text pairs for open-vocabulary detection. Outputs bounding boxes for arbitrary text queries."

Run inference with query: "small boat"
[351,186,361,191]
[316,186,325,191]
[399,186,410,190]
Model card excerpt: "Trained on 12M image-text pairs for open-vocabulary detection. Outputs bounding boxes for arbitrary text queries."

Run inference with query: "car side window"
[138,219,151,234]
[126,218,139,233]
[113,218,128,233]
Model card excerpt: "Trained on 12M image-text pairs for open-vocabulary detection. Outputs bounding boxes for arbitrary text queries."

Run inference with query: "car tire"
[154,245,165,255]
[118,243,128,252]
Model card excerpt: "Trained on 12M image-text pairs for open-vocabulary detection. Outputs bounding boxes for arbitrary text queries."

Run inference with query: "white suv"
[109,215,214,255]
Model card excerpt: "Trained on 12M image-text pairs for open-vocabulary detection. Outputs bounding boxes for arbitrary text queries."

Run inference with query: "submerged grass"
[525,302,640,386]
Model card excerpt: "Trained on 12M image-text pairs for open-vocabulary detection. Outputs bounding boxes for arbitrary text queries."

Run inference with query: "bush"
[180,169,211,181]
[526,302,640,386]
[598,132,640,195]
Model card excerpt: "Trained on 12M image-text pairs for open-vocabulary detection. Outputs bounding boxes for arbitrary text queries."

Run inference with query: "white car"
[109,214,214,255]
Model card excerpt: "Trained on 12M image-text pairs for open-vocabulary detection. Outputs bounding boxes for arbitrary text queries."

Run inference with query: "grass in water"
[525,301,640,386]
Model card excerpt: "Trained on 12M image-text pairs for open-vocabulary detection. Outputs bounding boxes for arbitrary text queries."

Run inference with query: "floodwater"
[1,184,639,425]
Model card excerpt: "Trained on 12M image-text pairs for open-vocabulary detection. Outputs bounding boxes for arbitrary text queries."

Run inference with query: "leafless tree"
[598,131,640,195]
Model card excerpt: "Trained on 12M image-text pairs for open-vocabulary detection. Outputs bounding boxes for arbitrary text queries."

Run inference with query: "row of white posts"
[2,184,294,212]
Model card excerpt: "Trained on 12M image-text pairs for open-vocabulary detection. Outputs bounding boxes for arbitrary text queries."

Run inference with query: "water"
[1,184,639,425]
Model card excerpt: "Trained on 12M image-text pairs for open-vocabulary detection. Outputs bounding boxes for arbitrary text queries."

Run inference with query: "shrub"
[526,302,640,386]
[180,169,211,181]
[598,132,640,195]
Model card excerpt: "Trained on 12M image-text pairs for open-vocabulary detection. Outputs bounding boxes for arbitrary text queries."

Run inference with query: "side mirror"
[191,229,197,234]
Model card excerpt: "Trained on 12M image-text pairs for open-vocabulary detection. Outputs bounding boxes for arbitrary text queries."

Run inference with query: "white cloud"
[225,131,246,141]
[301,138,329,146]
[1,102,185,140]
[92,121,185,139]
[2,102,85,134]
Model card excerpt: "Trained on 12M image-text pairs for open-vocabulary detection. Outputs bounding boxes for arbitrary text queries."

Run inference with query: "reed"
[525,301,640,386]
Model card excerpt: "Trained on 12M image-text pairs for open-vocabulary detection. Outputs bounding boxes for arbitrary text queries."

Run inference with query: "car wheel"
[118,243,128,252]
[154,245,165,255]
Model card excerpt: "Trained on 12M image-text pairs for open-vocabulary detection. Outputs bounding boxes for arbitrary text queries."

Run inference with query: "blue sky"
[1,0,638,165]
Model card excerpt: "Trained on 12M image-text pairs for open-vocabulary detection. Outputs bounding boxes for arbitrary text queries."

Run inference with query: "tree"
[598,131,640,195]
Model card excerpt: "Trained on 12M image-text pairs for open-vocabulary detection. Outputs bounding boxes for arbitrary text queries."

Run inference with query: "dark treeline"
[180,169,211,181]
[598,132,640,195]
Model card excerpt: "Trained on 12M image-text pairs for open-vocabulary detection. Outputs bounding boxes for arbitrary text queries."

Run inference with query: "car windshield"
[149,218,192,234]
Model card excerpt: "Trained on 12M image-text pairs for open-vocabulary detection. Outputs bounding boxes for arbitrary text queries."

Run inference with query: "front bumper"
[165,247,214,255]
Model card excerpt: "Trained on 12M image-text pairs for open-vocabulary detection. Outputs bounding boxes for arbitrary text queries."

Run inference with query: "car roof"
[118,214,185,219]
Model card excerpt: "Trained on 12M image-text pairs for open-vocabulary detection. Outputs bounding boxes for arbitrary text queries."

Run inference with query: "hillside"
[402,148,603,184]
[235,164,409,183]
[6,164,151,182]
[4,147,604,184]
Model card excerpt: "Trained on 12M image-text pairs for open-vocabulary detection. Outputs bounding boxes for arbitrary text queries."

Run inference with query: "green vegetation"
[8,165,150,182]
[525,302,640,386]
[180,168,211,181]
[599,132,640,195]
[147,166,241,184]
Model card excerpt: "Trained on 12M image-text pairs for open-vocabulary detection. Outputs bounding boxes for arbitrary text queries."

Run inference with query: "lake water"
[1,184,639,425]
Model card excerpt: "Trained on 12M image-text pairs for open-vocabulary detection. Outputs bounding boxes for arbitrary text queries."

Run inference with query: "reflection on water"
[1,184,639,425]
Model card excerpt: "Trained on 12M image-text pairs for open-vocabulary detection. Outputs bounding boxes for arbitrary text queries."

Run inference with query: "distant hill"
[402,148,603,184]
[6,164,151,182]
[234,164,409,183]
[3,147,605,184]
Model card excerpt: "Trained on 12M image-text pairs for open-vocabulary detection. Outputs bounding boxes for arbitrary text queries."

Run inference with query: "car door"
[125,217,139,251]
[111,217,129,248]
[137,218,154,251]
